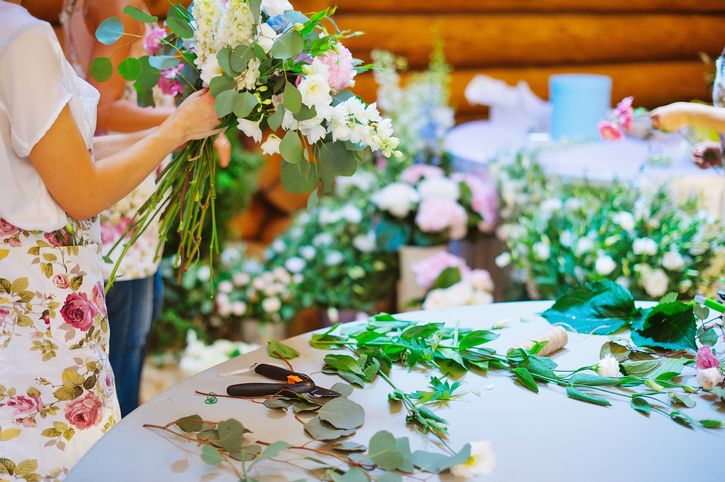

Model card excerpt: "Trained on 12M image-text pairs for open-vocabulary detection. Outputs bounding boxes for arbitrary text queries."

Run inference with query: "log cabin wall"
[26,0,725,123]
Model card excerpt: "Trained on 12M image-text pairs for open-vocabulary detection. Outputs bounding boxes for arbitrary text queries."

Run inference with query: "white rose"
[697,367,723,391]
[643,268,669,298]
[596,354,620,377]
[450,440,496,477]
[533,242,551,261]
[633,238,658,256]
[575,237,594,257]
[237,118,263,143]
[595,255,616,276]
[467,269,494,292]
[443,281,475,307]
[261,134,282,155]
[416,177,460,201]
[372,183,420,218]
[261,296,282,313]
[261,0,293,17]
[284,257,307,274]
[470,290,494,305]
[422,289,452,310]
[662,250,685,271]
[613,211,636,231]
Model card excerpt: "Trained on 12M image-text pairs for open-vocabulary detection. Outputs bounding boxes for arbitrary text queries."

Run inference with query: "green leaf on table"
[231,44,253,73]
[122,5,158,23]
[167,16,193,39]
[668,391,695,408]
[217,419,246,453]
[249,440,291,467]
[330,383,354,398]
[267,105,286,131]
[330,441,367,452]
[631,396,651,415]
[566,386,611,406]
[317,398,364,430]
[214,89,238,117]
[174,414,204,433]
[541,281,638,334]
[209,73,236,97]
[280,160,318,194]
[148,55,181,71]
[271,29,304,59]
[325,354,365,377]
[671,410,695,426]
[620,358,688,380]
[630,302,698,351]
[333,467,368,482]
[304,416,349,441]
[283,83,302,114]
[201,445,223,465]
[459,330,499,350]
[519,355,558,381]
[699,327,719,347]
[513,367,539,393]
[89,57,113,82]
[267,339,300,359]
[699,419,725,428]
[233,92,259,118]
[135,56,161,89]
[264,398,293,410]
[401,323,444,341]
[693,303,710,321]
[600,340,631,362]
[280,131,304,164]
[365,431,404,471]
[95,17,124,45]
[118,57,142,81]
[569,373,621,386]
[412,445,469,474]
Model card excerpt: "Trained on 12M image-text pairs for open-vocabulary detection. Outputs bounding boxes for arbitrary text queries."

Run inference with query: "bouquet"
[91,0,401,283]
[372,164,498,250]
[412,251,494,309]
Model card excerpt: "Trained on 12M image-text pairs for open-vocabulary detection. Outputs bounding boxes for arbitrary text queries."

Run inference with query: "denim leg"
[105,275,156,417]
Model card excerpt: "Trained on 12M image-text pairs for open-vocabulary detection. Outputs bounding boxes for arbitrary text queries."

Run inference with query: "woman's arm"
[28,89,220,221]
[650,102,725,133]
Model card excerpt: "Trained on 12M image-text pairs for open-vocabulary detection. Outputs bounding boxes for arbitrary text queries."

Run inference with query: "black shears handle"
[226,363,315,397]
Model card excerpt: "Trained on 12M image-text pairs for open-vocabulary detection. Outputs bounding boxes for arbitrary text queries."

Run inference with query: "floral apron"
[0,216,120,481]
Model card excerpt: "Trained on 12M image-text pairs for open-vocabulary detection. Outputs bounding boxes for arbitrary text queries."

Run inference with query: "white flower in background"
[444,281,475,307]
[196,265,211,282]
[318,207,341,225]
[416,177,460,201]
[340,205,363,224]
[233,272,250,287]
[615,276,630,289]
[262,271,274,283]
[292,273,303,284]
[612,211,636,231]
[284,257,306,274]
[697,367,723,390]
[261,0,293,17]
[200,55,224,86]
[299,245,316,260]
[532,242,551,261]
[252,277,267,291]
[353,232,376,253]
[539,198,563,221]
[289,226,303,239]
[468,269,494,292]
[179,330,259,376]
[564,197,581,211]
[449,440,496,477]
[230,301,246,317]
[643,268,669,298]
[470,290,494,305]
[261,134,281,155]
[662,250,685,271]
[221,247,241,266]
[313,233,333,247]
[575,237,594,257]
[495,252,512,268]
[596,354,620,377]
[633,237,658,256]
[372,183,420,218]
[272,240,286,252]
[334,171,377,195]
[325,251,344,266]
[237,118,263,142]
[559,230,574,247]
[217,280,233,294]
[646,217,661,229]
[256,23,279,53]
[272,266,291,284]
[678,278,692,292]
[595,254,616,276]
[262,296,282,313]
[422,289,451,310]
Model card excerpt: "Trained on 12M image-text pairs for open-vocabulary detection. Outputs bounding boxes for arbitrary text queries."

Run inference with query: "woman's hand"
[650,102,693,132]
[692,140,723,169]
[163,89,222,147]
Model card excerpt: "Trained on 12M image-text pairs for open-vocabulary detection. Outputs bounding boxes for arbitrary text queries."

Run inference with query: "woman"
[0,0,219,478]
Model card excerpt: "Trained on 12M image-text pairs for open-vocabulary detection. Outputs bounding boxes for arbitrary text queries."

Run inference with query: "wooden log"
[335,14,725,69]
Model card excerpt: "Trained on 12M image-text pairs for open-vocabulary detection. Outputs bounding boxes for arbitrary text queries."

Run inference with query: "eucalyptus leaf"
[249,0,262,22]
[293,104,318,122]
[293,401,323,413]
[167,16,193,39]
[330,441,367,452]
[268,105,286,131]
[412,451,449,473]
[366,431,404,471]
[284,10,309,24]
[200,444,223,465]
[271,29,304,59]
[317,398,365,430]
[174,414,203,433]
[122,5,158,23]
[231,44,254,73]
[214,89,238,117]
[118,57,142,81]
[283,83,302,114]
[304,416,348,441]
[209,73,237,97]
[95,17,124,45]
[307,188,319,209]
[317,154,335,193]
[217,419,245,453]
[438,443,471,471]
[315,141,350,172]
[268,339,300,359]
[135,56,161,89]
[250,441,291,467]
[264,398,293,410]
[395,437,414,473]
[148,55,181,71]
[699,327,719,347]
[89,57,113,82]
[280,131,304,164]
[216,48,236,77]
[333,467,367,482]
[330,383,354,398]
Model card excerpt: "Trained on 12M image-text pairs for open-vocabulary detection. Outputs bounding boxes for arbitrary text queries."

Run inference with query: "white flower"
[272,240,286,252]
[449,440,496,477]
[470,290,494,305]
[532,242,551,261]
[353,232,376,253]
[443,281,474,307]
[221,247,241,266]
[261,134,281,155]
[662,250,685,271]
[218,280,233,294]
[251,277,267,291]
[612,211,636,231]
[340,205,363,224]
[643,268,669,298]
[416,177,460,201]
[422,289,452,310]
[574,237,594,257]
[697,367,723,391]
[559,230,574,248]
[540,198,563,221]
[313,233,333,247]
[595,254,616,276]
[200,55,224,86]
[495,252,511,268]
[231,301,247,317]
[235,57,261,91]
[325,251,344,266]
[564,197,581,211]
[633,238,658,256]
[284,257,307,274]
[256,23,279,53]
[261,0,293,17]
[596,354,620,377]
[237,118,263,143]
[615,276,630,289]
[272,266,291,284]
[261,296,282,313]
[292,273,303,284]
[299,245,316,260]
[468,269,494,292]
[372,183,420,218]
[196,265,211,282]
[298,73,332,109]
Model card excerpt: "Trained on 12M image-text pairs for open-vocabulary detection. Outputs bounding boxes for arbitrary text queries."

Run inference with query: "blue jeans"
[105,271,163,417]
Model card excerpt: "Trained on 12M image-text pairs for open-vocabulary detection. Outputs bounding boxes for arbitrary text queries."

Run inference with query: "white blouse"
[0,2,99,231]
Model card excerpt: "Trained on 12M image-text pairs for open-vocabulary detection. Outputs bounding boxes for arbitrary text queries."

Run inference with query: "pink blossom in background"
[400,164,445,184]
[415,198,468,239]
[320,43,356,91]
[451,173,499,232]
[143,27,167,55]
[412,251,470,290]
[159,64,184,96]
[598,120,624,141]
[614,96,634,118]
[467,269,494,292]
[695,346,720,370]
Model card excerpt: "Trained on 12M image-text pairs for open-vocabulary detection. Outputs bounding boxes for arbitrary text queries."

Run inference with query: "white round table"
[66,301,723,481]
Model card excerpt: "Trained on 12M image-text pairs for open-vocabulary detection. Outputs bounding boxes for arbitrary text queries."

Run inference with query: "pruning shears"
[226,363,341,398]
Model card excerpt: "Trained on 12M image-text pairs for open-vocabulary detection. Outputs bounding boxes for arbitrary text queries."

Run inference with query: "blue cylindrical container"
[549,74,612,140]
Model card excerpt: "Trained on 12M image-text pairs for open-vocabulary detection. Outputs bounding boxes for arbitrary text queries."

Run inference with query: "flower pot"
[239,319,289,345]
[397,244,449,312]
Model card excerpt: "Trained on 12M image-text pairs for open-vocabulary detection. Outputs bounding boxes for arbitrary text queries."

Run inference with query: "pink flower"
[5,394,42,418]
[143,27,167,55]
[451,173,499,232]
[64,392,102,430]
[412,251,470,290]
[466,269,494,292]
[415,198,468,239]
[60,293,99,331]
[44,231,69,247]
[19,416,37,428]
[400,164,445,185]
[319,43,356,91]
[158,64,184,96]
[0,219,21,238]
[5,236,20,247]
[90,282,107,317]
[52,274,70,289]
[696,346,720,370]
[0,305,17,329]
[598,120,624,141]
[697,367,723,391]
[614,96,634,118]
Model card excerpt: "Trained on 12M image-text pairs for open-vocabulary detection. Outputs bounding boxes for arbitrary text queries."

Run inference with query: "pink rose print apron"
[0,216,120,481]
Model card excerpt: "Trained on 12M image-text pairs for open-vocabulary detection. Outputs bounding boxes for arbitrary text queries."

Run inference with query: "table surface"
[67,301,724,481]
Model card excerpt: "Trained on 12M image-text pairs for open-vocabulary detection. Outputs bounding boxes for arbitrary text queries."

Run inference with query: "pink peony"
[143,27,167,55]
[64,391,103,430]
[695,346,720,370]
[52,274,70,289]
[400,164,445,185]
[319,43,356,91]
[6,394,43,418]
[598,120,624,141]
[158,64,184,96]
[415,198,468,239]
[412,251,470,290]
[60,293,99,331]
